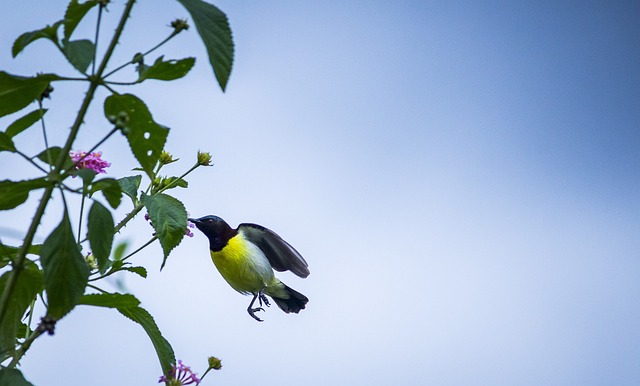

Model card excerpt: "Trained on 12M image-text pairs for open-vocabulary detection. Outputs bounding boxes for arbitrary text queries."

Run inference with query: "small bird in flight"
[189,215,309,322]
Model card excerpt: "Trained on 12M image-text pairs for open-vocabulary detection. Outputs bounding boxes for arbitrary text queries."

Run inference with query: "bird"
[188,215,309,322]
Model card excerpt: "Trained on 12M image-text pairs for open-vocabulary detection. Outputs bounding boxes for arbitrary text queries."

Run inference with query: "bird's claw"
[248,307,264,322]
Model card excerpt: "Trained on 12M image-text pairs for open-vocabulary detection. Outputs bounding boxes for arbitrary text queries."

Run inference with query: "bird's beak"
[188,217,200,224]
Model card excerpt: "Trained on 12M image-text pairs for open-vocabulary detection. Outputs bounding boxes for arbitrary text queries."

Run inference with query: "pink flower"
[159,360,200,385]
[69,151,111,174]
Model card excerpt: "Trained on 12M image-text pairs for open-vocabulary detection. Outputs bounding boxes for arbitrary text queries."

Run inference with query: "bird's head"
[188,215,237,251]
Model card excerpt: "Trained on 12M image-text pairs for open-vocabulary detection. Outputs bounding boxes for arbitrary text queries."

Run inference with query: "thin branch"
[0,0,138,334]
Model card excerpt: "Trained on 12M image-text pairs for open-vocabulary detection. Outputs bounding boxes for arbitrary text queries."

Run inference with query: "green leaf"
[118,175,142,202]
[118,305,175,375]
[176,0,234,91]
[104,94,168,178]
[0,243,41,269]
[137,56,195,82]
[90,178,122,209]
[36,146,73,170]
[159,176,188,191]
[87,201,114,273]
[4,108,47,138]
[40,211,89,320]
[122,266,148,278]
[112,241,128,261]
[12,21,63,58]
[62,39,94,73]
[0,132,16,152]
[79,292,140,308]
[72,168,98,187]
[64,0,99,40]
[0,368,34,386]
[0,179,51,211]
[0,263,43,356]
[142,193,187,268]
[0,72,52,118]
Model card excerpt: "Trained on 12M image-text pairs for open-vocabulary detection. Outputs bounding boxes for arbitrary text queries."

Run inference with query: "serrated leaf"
[62,39,94,73]
[118,175,142,202]
[142,193,187,268]
[0,179,51,211]
[122,266,148,278]
[104,94,168,178]
[12,21,63,58]
[90,178,122,209]
[64,0,99,40]
[4,108,47,138]
[0,368,34,386]
[0,132,16,152]
[79,292,140,308]
[176,0,234,91]
[137,56,195,82]
[36,146,73,170]
[0,72,52,118]
[118,305,175,375]
[0,263,43,356]
[87,201,114,273]
[40,211,89,320]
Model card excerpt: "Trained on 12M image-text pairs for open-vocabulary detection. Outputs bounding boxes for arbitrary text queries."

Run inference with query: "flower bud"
[197,151,213,166]
[207,356,222,370]
[159,151,177,165]
[171,18,189,33]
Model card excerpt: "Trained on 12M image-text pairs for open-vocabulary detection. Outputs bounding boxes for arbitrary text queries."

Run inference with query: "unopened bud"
[208,356,222,370]
[197,151,213,166]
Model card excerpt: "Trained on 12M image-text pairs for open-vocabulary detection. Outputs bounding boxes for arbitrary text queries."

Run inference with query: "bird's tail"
[271,284,308,314]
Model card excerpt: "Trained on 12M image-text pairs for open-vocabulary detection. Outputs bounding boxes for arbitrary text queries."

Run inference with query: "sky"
[1,1,639,385]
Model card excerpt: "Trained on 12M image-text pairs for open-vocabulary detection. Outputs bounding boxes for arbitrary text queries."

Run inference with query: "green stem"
[24,299,36,340]
[87,283,109,294]
[121,235,157,262]
[15,150,48,174]
[0,0,137,336]
[114,202,145,235]
[92,3,104,76]
[37,99,52,170]
[157,163,201,194]
[78,190,86,244]
[103,30,180,79]
[7,328,44,368]
[88,236,157,282]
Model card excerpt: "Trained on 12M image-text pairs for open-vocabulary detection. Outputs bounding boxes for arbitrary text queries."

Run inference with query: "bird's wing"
[238,223,310,278]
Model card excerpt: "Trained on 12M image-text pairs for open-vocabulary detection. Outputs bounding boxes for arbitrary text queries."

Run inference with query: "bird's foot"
[259,292,271,308]
[247,307,265,322]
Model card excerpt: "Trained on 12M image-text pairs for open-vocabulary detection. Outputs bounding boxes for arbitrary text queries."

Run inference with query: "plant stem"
[0,0,138,333]
[114,202,145,235]
[103,30,180,79]
[7,329,44,368]
[157,163,201,194]
[37,100,52,170]
[78,190,86,244]
[92,3,104,76]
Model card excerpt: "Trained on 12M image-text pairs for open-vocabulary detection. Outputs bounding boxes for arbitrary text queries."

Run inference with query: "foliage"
[0,0,232,383]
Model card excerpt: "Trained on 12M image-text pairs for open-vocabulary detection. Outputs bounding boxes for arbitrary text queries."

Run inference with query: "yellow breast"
[210,235,275,294]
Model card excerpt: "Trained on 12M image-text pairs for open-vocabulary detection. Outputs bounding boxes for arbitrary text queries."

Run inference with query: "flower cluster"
[159,360,200,385]
[69,151,111,174]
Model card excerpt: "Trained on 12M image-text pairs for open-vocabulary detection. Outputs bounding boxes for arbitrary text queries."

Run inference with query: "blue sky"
[1,1,639,385]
